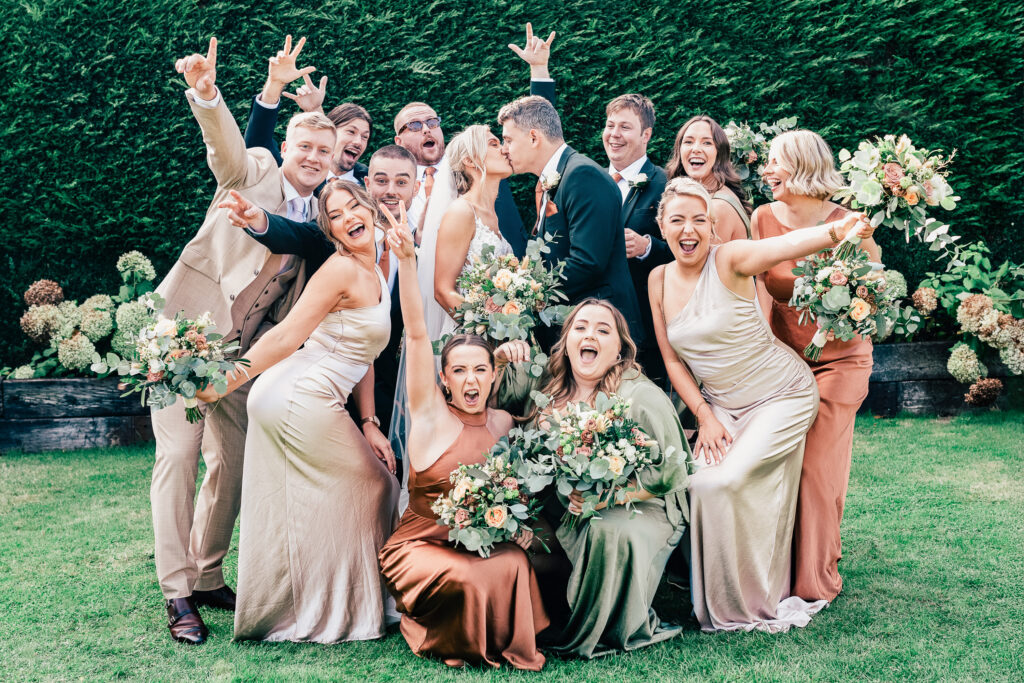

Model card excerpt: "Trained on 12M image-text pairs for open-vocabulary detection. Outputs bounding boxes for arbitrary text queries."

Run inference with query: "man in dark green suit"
[498,95,644,347]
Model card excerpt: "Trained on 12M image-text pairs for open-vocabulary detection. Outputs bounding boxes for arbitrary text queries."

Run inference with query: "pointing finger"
[292,35,307,58]
[544,31,556,47]
[508,43,527,59]
[283,34,292,54]
[318,75,328,91]
[525,22,533,43]
[282,91,299,102]
[207,37,217,67]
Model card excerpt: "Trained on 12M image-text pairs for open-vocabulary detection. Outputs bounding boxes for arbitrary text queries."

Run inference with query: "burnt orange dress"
[759,204,873,602]
[378,407,548,671]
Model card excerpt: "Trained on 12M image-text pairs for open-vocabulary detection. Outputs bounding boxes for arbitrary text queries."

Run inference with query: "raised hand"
[382,202,415,260]
[495,340,531,364]
[834,211,873,241]
[175,37,218,100]
[508,22,556,79]
[282,73,328,113]
[218,189,268,232]
[268,35,317,86]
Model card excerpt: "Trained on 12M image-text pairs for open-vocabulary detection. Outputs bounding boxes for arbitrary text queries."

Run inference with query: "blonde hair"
[656,177,717,237]
[768,130,844,199]
[446,125,491,195]
[285,111,336,141]
[315,180,388,253]
[527,299,640,420]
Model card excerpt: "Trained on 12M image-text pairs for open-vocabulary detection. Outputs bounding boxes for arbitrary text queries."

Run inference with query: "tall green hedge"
[2,0,1021,364]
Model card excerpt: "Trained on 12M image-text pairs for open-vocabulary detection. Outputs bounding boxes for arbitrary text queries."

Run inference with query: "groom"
[497,96,644,346]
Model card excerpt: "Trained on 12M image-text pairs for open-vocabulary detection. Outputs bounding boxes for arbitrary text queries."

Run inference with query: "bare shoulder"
[488,407,515,436]
[648,263,667,287]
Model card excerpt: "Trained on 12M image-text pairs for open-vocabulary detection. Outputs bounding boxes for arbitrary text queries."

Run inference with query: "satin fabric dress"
[234,268,400,643]
[378,406,548,671]
[499,368,691,658]
[666,247,826,632]
[760,205,873,602]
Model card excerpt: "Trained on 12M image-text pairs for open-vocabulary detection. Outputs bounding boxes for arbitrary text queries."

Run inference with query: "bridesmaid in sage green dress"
[497,299,691,658]
[647,178,874,632]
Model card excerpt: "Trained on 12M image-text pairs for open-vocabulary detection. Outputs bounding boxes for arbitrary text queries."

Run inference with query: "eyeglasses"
[398,117,441,134]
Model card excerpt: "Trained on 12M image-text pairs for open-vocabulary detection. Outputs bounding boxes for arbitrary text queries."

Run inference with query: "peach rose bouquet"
[430,432,547,558]
[790,247,919,361]
[518,393,665,531]
[833,134,959,254]
[447,236,570,378]
[91,293,247,422]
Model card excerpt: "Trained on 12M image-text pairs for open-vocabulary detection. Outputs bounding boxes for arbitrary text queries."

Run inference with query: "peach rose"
[856,285,869,298]
[849,297,872,322]
[607,455,625,477]
[492,269,513,290]
[484,505,508,528]
[502,300,523,316]
[905,187,920,205]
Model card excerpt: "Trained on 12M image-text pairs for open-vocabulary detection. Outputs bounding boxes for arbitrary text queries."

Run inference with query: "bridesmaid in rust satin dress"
[377,207,548,671]
[754,130,881,602]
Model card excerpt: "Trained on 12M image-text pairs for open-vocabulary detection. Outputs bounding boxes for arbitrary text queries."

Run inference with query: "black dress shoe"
[192,584,237,611]
[166,597,208,645]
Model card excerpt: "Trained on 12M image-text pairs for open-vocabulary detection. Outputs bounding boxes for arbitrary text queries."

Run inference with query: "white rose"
[154,318,176,337]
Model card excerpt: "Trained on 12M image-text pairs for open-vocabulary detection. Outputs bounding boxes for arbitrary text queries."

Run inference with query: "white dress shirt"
[406,158,444,237]
[540,143,569,183]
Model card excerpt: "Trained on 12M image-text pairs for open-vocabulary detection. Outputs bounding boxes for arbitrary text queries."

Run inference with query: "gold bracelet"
[828,224,840,244]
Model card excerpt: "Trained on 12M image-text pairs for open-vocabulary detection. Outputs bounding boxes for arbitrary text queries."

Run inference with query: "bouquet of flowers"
[431,435,547,558]
[445,236,570,378]
[518,392,665,530]
[790,243,920,361]
[833,134,959,253]
[725,116,799,200]
[90,293,246,422]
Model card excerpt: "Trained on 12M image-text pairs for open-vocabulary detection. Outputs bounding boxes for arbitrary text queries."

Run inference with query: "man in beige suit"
[155,37,336,644]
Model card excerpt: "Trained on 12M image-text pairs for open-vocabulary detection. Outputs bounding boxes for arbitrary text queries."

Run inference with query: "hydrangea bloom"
[911,287,938,315]
[20,304,61,343]
[11,365,36,380]
[956,294,995,334]
[881,270,907,299]
[23,279,64,307]
[116,250,157,281]
[57,332,96,371]
[946,343,987,384]
[112,299,152,358]
[79,294,114,342]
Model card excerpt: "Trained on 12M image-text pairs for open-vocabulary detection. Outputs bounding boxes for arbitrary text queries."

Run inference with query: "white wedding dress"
[388,154,512,511]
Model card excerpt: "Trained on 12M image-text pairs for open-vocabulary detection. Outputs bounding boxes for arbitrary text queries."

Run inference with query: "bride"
[389,124,514,507]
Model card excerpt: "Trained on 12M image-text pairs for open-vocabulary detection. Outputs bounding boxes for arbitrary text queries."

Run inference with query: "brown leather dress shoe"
[192,585,237,612]
[166,597,208,645]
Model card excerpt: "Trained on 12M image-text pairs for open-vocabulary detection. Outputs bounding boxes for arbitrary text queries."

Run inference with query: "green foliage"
[2,0,1021,367]
[919,242,1024,320]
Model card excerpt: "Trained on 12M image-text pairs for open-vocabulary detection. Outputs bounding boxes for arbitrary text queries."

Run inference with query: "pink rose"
[146,370,165,382]
[829,271,849,286]
[883,162,905,188]
[856,285,869,298]
[484,297,501,313]
[454,509,470,527]
[576,445,593,458]
[502,477,519,491]
[747,150,758,164]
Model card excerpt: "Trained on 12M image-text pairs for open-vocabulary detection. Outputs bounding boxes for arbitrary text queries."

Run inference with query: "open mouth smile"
[679,239,698,255]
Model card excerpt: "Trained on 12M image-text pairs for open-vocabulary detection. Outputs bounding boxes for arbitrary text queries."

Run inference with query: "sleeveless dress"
[759,205,873,602]
[713,188,752,239]
[378,407,548,671]
[390,212,513,513]
[665,246,827,632]
[234,267,400,642]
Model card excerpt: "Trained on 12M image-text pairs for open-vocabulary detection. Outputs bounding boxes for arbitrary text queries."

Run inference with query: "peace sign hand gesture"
[381,202,415,262]
[176,37,218,101]
[508,22,556,79]
[268,35,317,87]
[282,73,328,113]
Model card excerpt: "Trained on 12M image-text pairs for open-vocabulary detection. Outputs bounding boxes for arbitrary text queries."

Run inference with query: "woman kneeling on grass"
[377,206,548,671]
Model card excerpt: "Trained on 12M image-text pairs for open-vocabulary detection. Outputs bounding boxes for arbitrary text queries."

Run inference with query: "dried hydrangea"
[23,279,64,307]
[882,270,907,299]
[57,332,96,371]
[964,378,1003,407]
[975,308,1002,345]
[79,294,115,342]
[946,343,987,384]
[911,287,938,315]
[20,304,61,343]
[992,314,1024,349]
[999,344,1024,376]
[116,250,157,282]
[956,293,995,334]
[11,365,36,380]
[112,299,151,358]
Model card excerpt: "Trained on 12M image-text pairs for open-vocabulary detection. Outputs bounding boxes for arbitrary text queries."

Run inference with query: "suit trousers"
[150,382,250,599]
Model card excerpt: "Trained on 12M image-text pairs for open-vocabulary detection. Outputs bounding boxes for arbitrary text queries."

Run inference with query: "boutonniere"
[627,173,649,189]
[540,171,561,192]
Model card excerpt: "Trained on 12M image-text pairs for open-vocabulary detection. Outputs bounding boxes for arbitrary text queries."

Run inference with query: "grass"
[2,412,1022,682]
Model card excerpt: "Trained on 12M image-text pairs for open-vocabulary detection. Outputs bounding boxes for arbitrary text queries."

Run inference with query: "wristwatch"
[360,415,381,428]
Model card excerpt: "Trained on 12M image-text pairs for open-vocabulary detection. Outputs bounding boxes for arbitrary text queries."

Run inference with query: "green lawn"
[2,412,1022,682]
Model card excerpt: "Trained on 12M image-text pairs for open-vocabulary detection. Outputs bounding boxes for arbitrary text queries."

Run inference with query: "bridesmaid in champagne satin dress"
[378,206,548,671]
[755,130,881,602]
[649,178,873,632]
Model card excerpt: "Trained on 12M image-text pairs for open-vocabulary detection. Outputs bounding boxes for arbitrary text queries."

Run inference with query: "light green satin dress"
[499,367,691,658]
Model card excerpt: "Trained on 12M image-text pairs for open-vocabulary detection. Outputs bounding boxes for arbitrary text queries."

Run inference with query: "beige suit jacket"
[156,91,315,349]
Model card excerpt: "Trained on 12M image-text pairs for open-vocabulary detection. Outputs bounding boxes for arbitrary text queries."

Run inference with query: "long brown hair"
[316,179,388,253]
[664,115,752,216]
[530,299,640,418]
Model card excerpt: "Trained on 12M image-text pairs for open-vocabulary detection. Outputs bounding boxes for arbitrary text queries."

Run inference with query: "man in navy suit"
[498,95,644,347]
[242,36,371,185]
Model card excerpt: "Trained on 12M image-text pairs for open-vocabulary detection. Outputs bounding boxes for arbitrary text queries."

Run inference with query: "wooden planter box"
[863,340,1009,416]
[0,378,152,454]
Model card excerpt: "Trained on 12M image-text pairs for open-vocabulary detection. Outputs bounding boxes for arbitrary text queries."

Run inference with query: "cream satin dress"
[234,267,399,643]
[666,247,827,632]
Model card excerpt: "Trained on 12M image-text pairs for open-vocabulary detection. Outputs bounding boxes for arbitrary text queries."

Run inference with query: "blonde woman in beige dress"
[198,180,399,643]
[648,178,873,632]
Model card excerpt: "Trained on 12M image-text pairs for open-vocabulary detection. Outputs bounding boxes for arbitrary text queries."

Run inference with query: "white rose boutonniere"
[627,173,648,189]
[540,171,561,192]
